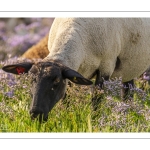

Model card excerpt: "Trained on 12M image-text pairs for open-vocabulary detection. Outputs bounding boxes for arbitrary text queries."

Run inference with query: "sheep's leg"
[92,70,109,111]
[95,71,109,88]
[122,79,134,100]
[92,58,118,110]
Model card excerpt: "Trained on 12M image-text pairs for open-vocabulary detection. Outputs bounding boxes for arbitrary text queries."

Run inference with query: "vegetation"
[0,18,150,132]
[0,67,150,132]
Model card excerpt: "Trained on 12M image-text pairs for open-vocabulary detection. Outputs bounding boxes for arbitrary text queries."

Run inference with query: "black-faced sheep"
[2,18,150,122]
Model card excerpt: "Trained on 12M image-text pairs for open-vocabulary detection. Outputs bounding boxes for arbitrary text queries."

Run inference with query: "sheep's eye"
[54,77,60,84]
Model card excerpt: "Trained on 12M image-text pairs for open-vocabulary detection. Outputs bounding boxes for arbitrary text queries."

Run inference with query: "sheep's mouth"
[30,107,48,123]
[30,113,48,122]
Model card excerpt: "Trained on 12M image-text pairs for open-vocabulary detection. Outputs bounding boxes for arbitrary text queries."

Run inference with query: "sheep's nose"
[30,107,44,120]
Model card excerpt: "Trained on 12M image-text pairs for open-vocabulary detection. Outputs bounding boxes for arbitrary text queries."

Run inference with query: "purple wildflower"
[143,72,150,81]
[0,18,54,61]
[5,91,14,98]
[14,23,27,34]
[0,21,6,31]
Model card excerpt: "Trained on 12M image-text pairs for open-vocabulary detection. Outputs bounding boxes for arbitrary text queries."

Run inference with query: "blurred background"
[0,18,54,61]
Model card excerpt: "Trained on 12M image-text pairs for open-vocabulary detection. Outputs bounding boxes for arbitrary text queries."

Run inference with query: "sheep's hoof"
[122,79,134,101]
[121,88,134,101]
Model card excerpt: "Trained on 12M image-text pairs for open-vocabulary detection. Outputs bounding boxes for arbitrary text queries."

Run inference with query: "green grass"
[0,73,150,132]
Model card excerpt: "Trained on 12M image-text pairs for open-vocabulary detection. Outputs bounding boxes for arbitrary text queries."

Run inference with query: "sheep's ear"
[2,62,34,75]
[62,68,93,85]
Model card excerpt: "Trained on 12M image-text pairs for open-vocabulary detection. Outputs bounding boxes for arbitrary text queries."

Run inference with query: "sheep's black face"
[29,62,67,122]
[2,61,93,122]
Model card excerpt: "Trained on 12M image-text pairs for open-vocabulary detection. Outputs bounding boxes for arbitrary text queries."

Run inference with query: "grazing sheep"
[21,34,49,60]
[2,18,150,122]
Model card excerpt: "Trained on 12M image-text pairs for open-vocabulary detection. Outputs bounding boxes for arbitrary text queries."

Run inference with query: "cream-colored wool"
[43,18,150,82]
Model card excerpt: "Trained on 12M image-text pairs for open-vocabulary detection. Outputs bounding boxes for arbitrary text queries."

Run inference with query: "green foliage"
[0,74,150,132]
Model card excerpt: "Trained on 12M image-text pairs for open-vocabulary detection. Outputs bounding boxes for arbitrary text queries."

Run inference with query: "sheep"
[2,18,150,122]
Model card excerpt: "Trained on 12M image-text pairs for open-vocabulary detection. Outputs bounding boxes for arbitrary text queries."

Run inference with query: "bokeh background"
[0,18,54,61]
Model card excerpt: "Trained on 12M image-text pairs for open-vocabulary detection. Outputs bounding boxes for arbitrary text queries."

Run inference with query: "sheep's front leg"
[122,79,134,100]
[91,70,109,111]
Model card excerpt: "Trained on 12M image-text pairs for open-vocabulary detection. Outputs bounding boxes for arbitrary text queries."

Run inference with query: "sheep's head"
[2,61,93,122]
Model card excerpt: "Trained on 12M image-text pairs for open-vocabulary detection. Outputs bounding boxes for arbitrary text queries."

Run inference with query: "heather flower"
[14,23,27,34]
[0,18,53,61]
[5,91,14,98]
[38,27,50,36]
[143,72,150,81]
[0,32,7,41]
[7,80,16,86]
[102,77,123,98]
[26,22,41,31]
[0,21,6,31]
